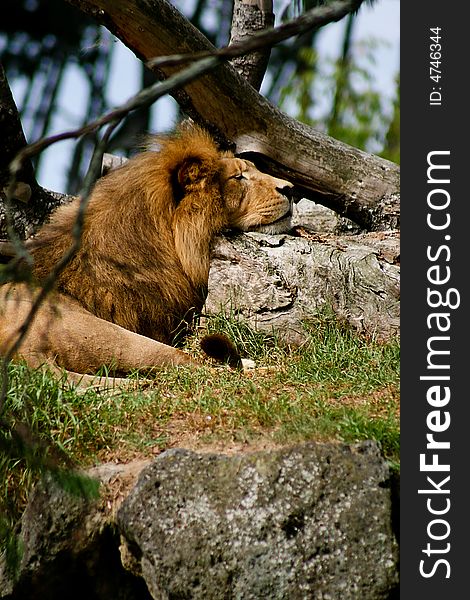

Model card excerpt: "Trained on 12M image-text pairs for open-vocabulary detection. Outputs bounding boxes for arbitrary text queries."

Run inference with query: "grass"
[0,311,399,552]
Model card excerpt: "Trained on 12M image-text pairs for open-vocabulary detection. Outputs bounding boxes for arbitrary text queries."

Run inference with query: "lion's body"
[0,284,195,374]
[0,126,294,382]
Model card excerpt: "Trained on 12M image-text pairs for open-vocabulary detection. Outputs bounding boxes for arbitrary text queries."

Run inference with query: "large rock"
[0,470,152,600]
[206,230,400,345]
[118,441,399,600]
[1,442,399,599]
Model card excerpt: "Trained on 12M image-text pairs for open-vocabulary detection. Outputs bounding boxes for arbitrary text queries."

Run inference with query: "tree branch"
[0,63,35,194]
[66,0,399,230]
[0,63,63,240]
[10,57,223,171]
[0,120,119,412]
[1,52,244,406]
[228,0,274,91]
[150,0,361,69]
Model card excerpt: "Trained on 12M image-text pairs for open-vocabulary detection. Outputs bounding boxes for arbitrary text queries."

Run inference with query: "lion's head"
[29,125,296,344]
[145,125,295,237]
[219,156,295,235]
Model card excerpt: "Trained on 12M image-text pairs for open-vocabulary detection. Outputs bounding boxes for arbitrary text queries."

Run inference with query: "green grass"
[0,311,399,549]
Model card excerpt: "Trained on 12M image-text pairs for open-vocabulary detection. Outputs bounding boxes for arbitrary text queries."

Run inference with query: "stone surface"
[118,441,399,600]
[0,472,151,600]
[1,443,399,599]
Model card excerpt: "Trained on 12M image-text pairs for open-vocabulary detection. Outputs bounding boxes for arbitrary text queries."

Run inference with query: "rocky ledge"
[1,441,399,600]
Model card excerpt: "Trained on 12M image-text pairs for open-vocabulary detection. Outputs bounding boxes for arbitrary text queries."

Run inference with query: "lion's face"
[220,158,295,235]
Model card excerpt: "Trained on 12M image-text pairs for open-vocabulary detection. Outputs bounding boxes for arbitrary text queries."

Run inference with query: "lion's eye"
[232,173,246,181]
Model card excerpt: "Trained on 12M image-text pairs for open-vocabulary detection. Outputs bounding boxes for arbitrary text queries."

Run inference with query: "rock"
[118,441,399,600]
[292,198,340,233]
[1,443,399,599]
[206,230,400,344]
[0,472,152,600]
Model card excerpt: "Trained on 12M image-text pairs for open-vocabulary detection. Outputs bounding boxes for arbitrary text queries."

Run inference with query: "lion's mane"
[30,127,230,344]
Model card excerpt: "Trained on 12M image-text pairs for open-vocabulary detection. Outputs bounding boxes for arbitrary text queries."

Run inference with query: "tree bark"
[0,63,64,239]
[206,229,400,343]
[229,0,274,91]
[0,64,34,196]
[65,0,399,231]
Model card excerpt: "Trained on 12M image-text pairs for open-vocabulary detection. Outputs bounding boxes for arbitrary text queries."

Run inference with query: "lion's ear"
[172,155,218,203]
[176,157,205,189]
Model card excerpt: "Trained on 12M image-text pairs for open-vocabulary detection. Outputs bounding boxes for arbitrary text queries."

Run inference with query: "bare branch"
[10,57,220,174]
[228,0,274,91]
[149,0,363,69]
[0,121,120,411]
[65,0,399,230]
[1,49,237,410]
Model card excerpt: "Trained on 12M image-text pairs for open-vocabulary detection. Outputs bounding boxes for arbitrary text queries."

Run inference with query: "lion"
[0,125,294,385]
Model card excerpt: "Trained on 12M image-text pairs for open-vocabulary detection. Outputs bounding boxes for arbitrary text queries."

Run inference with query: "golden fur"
[0,125,294,382]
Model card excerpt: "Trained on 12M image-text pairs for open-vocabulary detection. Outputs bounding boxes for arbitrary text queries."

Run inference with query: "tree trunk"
[65,0,399,231]
[0,63,65,239]
[229,0,274,91]
[206,228,400,343]
[0,64,34,196]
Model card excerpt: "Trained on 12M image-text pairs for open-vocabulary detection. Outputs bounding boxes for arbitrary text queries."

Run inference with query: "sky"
[13,0,399,194]
[319,0,399,97]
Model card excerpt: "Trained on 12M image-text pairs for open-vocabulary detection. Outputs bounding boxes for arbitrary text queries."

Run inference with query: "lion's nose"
[276,185,302,203]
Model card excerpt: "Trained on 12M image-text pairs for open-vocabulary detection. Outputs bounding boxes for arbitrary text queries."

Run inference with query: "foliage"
[381,74,400,164]
[278,38,400,161]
